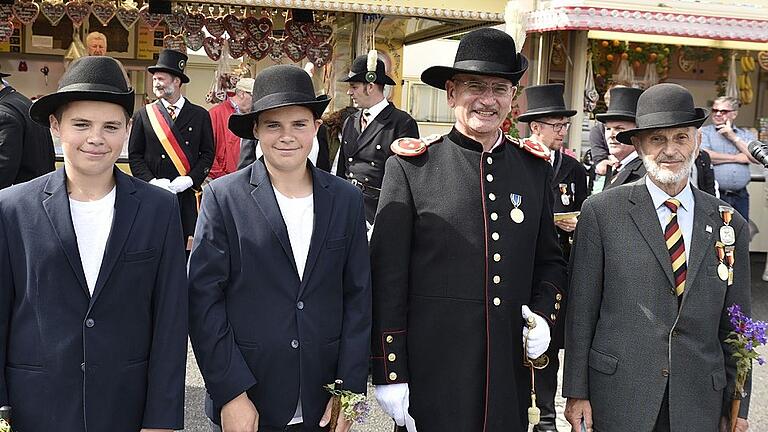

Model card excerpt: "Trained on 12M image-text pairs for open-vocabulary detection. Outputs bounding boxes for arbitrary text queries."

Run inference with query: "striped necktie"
[360,109,370,131]
[167,104,177,120]
[664,198,686,299]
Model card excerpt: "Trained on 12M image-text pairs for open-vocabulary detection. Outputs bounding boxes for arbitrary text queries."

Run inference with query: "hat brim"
[29,90,135,127]
[340,72,396,86]
[595,112,636,123]
[517,109,577,123]
[228,95,332,140]
[0,72,10,78]
[420,55,529,90]
[147,66,190,84]
[616,108,708,145]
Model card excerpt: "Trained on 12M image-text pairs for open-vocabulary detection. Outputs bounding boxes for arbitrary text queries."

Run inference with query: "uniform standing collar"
[448,127,504,153]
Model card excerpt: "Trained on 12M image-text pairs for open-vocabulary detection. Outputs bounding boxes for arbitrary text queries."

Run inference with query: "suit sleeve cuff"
[371,330,409,385]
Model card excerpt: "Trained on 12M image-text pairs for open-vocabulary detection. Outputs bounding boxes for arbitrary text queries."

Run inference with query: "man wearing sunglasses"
[699,96,757,220]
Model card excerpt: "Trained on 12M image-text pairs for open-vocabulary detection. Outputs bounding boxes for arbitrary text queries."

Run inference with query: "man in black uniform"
[370,28,567,432]
[517,83,587,432]
[335,53,419,224]
[128,49,215,242]
[599,87,645,191]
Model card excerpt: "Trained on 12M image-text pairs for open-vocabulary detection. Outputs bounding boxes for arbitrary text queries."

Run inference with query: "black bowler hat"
[29,56,134,127]
[229,65,331,140]
[421,28,528,90]
[596,87,644,123]
[0,71,9,78]
[616,83,708,145]
[517,84,576,123]
[340,53,396,86]
[148,49,190,84]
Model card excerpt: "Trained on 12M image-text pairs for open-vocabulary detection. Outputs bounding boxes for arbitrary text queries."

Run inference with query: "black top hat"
[29,56,134,127]
[148,49,190,84]
[421,28,528,90]
[517,84,576,123]
[0,72,10,78]
[596,87,644,123]
[616,83,708,145]
[229,65,331,140]
[340,53,396,86]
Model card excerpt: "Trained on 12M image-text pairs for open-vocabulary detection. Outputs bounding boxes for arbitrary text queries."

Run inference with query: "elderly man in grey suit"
[563,83,751,432]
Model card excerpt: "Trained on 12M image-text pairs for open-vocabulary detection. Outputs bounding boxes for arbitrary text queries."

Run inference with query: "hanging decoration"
[584,52,598,112]
[738,54,755,105]
[245,15,272,41]
[641,63,659,88]
[184,9,205,33]
[65,0,90,28]
[185,30,205,51]
[164,7,188,34]
[268,37,284,62]
[223,12,246,40]
[203,36,224,61]
[228,37,245,59]
[758,52,768,72]
[12,1,40,26]
[615,57,634,84]
[307,43,333,68]
[163,34,186,52]
[91,1,116,26]
[138,4,163,29]
[41,0,66,26]
[0,20,12,43]
[115,0,140,30]
[725,53,739,101]
[63,30,86,64]
[0,4,11,21]
[206,42,235,104]
[284,37,306,63]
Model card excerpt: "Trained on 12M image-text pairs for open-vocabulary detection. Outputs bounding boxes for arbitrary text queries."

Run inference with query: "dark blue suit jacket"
[0,168,188,431]
[189,162,371,430]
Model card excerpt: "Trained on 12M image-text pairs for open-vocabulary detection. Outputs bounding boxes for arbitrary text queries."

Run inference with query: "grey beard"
[642,153,696,185]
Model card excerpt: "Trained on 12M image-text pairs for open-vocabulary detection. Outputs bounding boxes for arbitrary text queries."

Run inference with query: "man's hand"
[734,153,751,164]
[554,217,578,233]
[565,398,593,432]
[717,120,737,140]
[595,159,610,175]
[521,305,550,359]
[148,178,173,193]
[220,392,259,432]
[720,416,749,432]
[169,176,194,193]
[319,397,352,432]
[375,384,410,426]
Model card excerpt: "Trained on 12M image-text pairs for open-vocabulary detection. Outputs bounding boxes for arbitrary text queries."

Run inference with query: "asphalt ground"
[182,253,768,431]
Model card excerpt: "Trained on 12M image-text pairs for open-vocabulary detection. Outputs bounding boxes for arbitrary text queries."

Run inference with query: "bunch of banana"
[739,56,755,104]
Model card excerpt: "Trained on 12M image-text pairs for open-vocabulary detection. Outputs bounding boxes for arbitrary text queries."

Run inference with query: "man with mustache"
[128,49,215,244]
[370,28,567,432]
[564,83,751,432]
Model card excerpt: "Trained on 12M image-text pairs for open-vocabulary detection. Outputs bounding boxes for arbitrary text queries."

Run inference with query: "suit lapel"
[682,188,717,302]
[298,167,333,297]
[173,102,193,131]
[628,183,675,286]
[351,104,392,155]
[249,163,299,277]
[42,168,90,298]
[89,170,139,306]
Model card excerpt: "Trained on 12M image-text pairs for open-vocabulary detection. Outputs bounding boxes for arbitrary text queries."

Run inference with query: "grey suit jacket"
[564,179,751,431]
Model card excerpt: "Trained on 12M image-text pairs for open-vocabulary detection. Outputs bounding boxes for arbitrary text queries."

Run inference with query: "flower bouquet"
[324,380,369,429]
[724,304,766,432]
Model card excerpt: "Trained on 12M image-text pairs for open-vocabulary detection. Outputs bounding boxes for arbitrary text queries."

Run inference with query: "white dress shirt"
[645,176,694,261]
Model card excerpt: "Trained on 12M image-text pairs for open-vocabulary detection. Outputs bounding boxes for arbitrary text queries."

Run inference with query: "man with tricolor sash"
[129,49,215,241]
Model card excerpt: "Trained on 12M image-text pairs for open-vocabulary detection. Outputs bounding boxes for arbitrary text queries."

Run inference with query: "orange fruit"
[621,52,629,60]
[606,54,614,62]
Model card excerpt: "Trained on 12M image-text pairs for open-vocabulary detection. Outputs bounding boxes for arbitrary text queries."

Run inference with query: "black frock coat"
[603,156,645,191]
[370,129,567,432]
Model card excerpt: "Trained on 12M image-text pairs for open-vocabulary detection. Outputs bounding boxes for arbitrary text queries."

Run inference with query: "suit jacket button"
[490,212,498,221]
[486,174,494,182]
[555,303,561,310]
[672,329,679,337]
[185,141,189,145]
[661,368,670,377]
[85,318,95,328]
[388,353,396,362]
[188,127,193,131]
[493,253,501,262]
[487,156,493,164]
[376,145,382,150]
[550,313,556,321]
[492,297,501,306]
[388,372,398,381]
[291,339,299,349]
[386,335,394,343]
[296,301,304,310]
[370,162,376,166]
[556,293,563,301]
[348,157,353,162]
[161,154,166,159]
[80,362,85,372]
[488,193,496,201]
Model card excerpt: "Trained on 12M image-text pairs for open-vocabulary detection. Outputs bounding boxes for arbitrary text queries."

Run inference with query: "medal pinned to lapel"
[510,193,524,223]
[559,184,570,206]
[719,205,736,246]
[715,242,729,281]
[725,246,736,286]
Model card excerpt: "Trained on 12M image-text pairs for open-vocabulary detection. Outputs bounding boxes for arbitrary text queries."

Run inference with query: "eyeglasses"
[536,120,571,132]
[455,80,516,97]
[712,109,736,115]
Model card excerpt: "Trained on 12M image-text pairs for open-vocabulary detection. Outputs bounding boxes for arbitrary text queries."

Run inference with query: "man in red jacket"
[208,77,254,181]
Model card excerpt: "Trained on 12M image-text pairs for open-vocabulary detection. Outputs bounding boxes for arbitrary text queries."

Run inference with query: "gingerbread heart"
[223,14,245,40]
[12,1,40,26]
[205,16,225,37]
[244,16,272,41]
[283,19,309,42]
[283,38,305,62]
[228,38,245,59]
[164,9,186,34]
[65,1,90,28]
[138,5,163,29]
[268,37,284,62]
[185,30,205,51]
[758,51,768,72]
[40,1,65,25]
[0,5,12,21]
[185,12,204,33]
[115,5,139,30]
[247,37,270,61]
[203,36,224,61]
[243,37,258,56]
[308,23,332,44]
[163,34,186,52]
[90,2,115,26]
[306,43,333,68]
[0,20,12,43]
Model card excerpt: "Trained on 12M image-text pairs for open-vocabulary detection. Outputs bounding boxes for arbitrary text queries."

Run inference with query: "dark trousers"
[533,346,560,431]
[720,188,749,221]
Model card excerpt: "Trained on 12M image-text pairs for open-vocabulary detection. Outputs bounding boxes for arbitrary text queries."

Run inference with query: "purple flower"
[759,357,765,366]
[746,341,753,351]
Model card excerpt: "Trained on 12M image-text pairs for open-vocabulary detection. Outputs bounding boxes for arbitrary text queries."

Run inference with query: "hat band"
[58,82,131,94]
[637,110,698,128]
[453,59,519,74]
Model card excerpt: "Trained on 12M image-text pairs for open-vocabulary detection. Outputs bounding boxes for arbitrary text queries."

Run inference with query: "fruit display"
[738,55,755,105]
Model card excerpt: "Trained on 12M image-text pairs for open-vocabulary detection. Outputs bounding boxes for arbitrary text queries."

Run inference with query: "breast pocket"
[123,248,157,263]
[326,237,347,251]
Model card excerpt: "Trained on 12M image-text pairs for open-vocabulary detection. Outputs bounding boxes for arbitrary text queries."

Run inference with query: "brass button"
[661,368,670,377]
[486,174,494,182]
[487,156,493,164]
[555,293,563,301]
[489,193,496,201]
[550,313,556,320]
[493,275,501,284]
[376,145,382,150]
[491,232,499,241]
[386,335,394,343]
[493,297,501,306]
[672,329,679,337]
[490,212,498,221]
[389,372,398,381]
[555,303,561,310]
[493,253,501,262]
[388,353,396,362]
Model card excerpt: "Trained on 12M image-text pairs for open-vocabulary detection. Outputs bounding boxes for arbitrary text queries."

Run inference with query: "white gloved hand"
[375,383,410,427]
[148,178,173,193]
[522,305,551,359]
[169,176,194,193]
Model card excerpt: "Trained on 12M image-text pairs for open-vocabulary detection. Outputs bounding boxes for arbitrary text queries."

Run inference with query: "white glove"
[148,178,173,193]
[375,383,415,428]
[522,305,551,359]
[169,176,193,193]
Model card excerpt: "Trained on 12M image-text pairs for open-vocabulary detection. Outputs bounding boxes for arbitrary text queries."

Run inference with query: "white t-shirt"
[69,187,116,296]
[272,186,314,426]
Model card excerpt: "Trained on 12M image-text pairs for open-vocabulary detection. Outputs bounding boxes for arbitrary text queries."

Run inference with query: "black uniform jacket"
[188,162,371,430]
[0,168,188,431]
[128,99,215,237]
[335,103,419,223]
[0,86,54,189]
[604,156,646,191]
[370,128,567,432]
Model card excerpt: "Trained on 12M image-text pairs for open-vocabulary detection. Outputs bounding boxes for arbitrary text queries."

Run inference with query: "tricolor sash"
[146,103,191,176]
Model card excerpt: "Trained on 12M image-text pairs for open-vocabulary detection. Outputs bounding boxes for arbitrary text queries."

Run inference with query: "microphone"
[747,140,768,167]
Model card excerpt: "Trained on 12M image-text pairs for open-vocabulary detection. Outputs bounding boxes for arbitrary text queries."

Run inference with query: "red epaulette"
[391,134,443,157]
[508,134,550,161]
